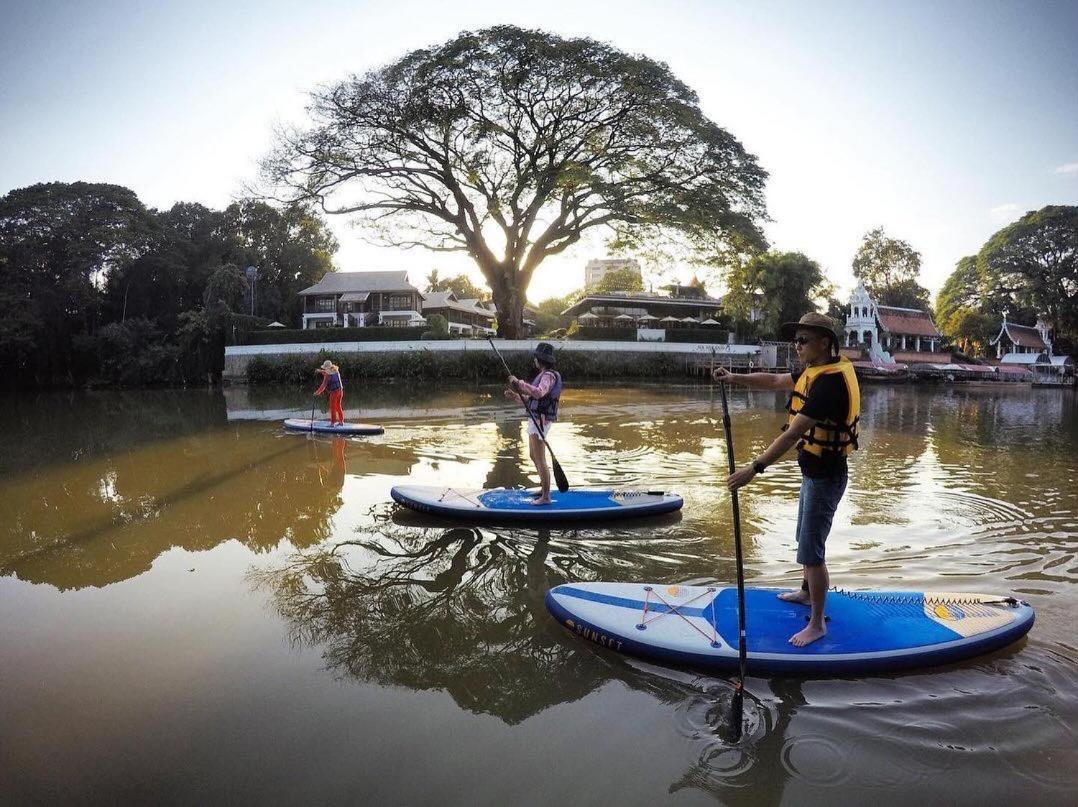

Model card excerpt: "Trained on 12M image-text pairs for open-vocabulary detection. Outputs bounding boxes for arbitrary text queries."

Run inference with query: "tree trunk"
[489,266,525,339]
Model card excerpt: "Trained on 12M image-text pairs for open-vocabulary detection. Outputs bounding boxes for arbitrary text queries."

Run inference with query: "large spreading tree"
[935,206,1078,353]
[976,205,1077,340]
[264,25,769,336]
[722,250,829,337]
[852,227,931,309]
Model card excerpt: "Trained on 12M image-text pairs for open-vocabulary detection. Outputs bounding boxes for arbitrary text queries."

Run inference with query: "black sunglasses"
[793,336,816,345]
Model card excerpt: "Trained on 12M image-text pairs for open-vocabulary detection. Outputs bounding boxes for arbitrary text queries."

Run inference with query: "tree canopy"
[935,206,1077,352]
[722,251,828,337]
[976,205,1077,339]
[593,266,644,293]
[852,227,931,310]
[424,268,488,299]
[0,182,337,387]
[264,25,769,336]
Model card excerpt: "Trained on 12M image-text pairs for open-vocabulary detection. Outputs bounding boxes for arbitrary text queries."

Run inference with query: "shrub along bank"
[245,347,687,384]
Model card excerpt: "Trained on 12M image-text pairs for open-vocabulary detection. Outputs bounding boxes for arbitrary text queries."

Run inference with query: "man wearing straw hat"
[314,359,346,427]
[713,313,860,646]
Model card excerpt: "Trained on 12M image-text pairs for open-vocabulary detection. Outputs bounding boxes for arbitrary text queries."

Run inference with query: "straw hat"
[779,312,840,342]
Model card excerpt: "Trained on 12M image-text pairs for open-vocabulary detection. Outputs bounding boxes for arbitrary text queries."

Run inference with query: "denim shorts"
[795,473,848,566]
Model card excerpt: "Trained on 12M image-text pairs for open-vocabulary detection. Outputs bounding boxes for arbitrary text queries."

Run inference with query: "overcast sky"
[2,0,1076,302]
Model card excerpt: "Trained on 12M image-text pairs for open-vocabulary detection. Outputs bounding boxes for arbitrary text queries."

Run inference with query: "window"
[315,296,336,313]
[384,294,413,311]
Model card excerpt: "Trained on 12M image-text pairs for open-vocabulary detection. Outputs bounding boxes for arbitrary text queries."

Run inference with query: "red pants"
[328,389,345,424]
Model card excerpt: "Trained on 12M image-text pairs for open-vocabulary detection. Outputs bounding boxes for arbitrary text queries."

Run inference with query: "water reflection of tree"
[252,515,811,803]
[1,435,418,590]
[251,524,607,724]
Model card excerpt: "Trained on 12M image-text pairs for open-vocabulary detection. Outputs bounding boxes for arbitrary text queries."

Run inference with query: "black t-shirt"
[789,360,850,479]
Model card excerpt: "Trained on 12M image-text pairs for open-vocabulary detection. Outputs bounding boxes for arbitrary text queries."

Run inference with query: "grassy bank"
[246,347,690,384]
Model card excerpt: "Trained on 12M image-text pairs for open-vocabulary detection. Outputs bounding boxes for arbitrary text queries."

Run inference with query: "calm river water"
[1,382,1076,805]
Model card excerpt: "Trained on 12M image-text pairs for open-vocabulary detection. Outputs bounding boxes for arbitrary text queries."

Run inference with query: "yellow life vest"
[784,357,861,457]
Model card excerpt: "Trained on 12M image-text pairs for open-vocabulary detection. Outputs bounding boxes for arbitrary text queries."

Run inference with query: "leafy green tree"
[204,264,249,310]
[945,308,997,355]
[823,294,847,322]
[852,228,931,309]
[723,251,828,338]
[936,256,983,326]
[264,25,768,337]
[0,182,156,385]
[425,313,450,337]
[877,277,932,310]
[221,200,337,325]
[425,270,488,300]
[533,290,582,334]
[594,266,644,293]
[76,318,182,387]
[976,205,1078,340]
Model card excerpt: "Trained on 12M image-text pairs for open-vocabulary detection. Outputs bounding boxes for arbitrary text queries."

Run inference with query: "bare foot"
[788,623,827,646]
[529,497,553,506]
[777,589,811,605]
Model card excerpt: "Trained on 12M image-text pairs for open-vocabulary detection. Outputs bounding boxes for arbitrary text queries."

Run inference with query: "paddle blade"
[552,458,570,493]
[728,682,744,742]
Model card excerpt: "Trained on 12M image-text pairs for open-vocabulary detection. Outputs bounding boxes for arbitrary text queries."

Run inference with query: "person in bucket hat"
[314,359,346,427]
[712,312,860,646]
[505,342,563,505]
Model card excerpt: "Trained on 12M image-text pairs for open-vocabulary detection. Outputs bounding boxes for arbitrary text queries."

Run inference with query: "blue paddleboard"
[283,419,384,435]
[546,582,1034,676]
[390,485,683,522]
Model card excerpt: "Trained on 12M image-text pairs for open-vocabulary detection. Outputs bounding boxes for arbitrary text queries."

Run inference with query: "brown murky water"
[1,382,1076,805]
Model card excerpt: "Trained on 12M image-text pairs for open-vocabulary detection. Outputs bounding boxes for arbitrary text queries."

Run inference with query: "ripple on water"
[779,734,853,786]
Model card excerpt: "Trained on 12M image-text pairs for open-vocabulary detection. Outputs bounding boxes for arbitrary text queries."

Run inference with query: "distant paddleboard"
[546,582,1034,676]
[390,486,683,523]
[283,419,384,435]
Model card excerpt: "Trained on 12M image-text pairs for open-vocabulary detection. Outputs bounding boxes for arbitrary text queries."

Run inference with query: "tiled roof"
[298,271,418,295]
[562,292,722,317]
[422,292,496,319]
[876,306,942,337]
[1003,322,1047,350]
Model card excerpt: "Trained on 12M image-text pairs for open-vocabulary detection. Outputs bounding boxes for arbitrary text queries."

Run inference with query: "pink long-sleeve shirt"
[515,371,556,400]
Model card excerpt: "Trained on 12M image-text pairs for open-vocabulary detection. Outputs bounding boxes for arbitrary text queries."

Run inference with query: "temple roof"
[876,306,942,337]
[991,321,1048,350]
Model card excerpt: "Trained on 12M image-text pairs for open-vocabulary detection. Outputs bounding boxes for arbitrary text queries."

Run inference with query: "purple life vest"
[526,370,562,422]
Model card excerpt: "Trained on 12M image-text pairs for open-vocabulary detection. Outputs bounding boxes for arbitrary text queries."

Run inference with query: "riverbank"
[224,339,780,384]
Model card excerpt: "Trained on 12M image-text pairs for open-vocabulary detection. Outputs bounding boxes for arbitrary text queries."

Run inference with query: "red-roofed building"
[843,282,948,364]
[989,314,1053,364]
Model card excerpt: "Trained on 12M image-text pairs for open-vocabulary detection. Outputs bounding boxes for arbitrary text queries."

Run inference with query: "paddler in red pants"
[314,359,346,427]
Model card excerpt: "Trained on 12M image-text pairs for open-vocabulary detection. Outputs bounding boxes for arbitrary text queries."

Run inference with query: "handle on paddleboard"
[718,379,748,740]
[488,337,569,493]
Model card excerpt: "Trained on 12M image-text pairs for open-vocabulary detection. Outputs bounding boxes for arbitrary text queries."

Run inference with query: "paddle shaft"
[487,338,569,493]
[718,380,748,734]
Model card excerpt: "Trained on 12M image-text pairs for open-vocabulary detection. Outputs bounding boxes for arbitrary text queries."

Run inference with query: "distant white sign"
[637,328,665,342]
